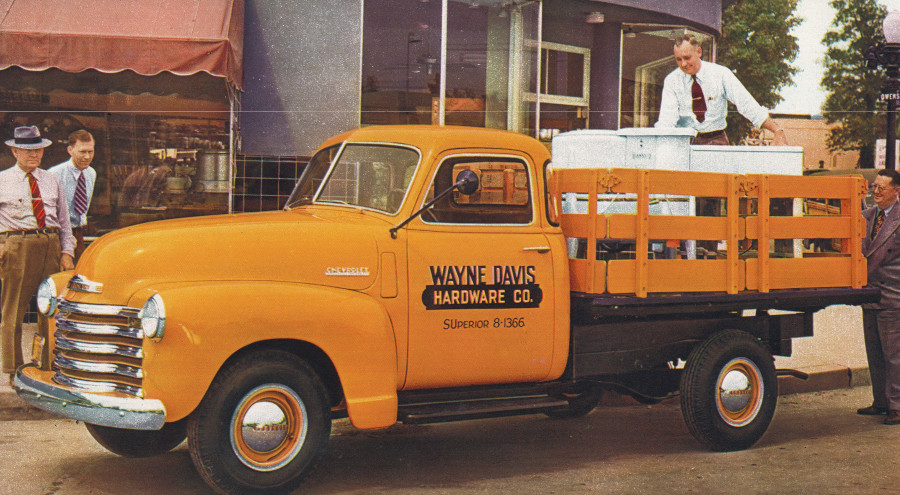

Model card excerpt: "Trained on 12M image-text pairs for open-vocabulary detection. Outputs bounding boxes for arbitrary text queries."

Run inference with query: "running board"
[398,396,569,425]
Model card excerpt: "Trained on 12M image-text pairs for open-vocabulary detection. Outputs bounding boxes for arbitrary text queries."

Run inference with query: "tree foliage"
[821,0,885,168]
[718,0,801,144]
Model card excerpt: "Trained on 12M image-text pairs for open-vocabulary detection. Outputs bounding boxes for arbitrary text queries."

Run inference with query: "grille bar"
[55,332,143,359]
[53,373,142,397]
[56,318,141,339]
[54,354,143,379]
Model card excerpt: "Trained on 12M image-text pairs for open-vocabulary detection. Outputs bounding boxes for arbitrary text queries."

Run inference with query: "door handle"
[523,246,551,253]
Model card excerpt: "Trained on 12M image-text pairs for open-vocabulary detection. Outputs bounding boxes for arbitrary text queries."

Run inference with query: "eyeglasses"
[873,184,898,192]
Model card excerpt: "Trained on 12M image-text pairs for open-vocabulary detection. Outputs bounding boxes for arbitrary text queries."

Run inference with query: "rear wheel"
[187,350,332,494]
[86,419,186,458]
[680,330,777,451]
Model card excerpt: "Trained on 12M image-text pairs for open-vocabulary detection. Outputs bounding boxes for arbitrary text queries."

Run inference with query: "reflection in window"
[527,42,590,140]
[619,26,713,128]
[316,144,420,214]
[424,157,531,225]
[361,0,540,132]
[0,67,231,234]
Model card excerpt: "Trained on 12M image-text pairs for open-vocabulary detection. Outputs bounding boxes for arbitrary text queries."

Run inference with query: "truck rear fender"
[131,282,399,429]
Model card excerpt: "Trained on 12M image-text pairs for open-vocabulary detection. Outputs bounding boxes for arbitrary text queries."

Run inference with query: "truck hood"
[71,209,383,302]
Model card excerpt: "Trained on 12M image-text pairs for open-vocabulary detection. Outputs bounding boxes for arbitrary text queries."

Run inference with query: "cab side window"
[423,157,532,225]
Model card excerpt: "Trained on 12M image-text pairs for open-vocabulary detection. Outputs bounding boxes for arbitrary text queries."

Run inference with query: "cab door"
[404,154,557,389]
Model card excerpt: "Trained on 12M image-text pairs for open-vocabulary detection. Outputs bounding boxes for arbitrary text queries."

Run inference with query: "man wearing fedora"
[1,126,75,385]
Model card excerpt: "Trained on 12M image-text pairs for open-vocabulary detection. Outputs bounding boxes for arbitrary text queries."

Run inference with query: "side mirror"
[455,170,479,195]
[389,170,481,239]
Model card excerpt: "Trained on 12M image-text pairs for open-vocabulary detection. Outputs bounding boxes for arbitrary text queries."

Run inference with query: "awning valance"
[0,0,244,89]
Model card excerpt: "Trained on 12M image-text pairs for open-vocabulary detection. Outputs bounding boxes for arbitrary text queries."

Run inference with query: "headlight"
[139,293,166,339]
[36,277,57,316]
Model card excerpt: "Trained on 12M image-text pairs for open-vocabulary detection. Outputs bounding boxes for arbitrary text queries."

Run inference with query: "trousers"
[0,233,59,373]
[863,308,900,411]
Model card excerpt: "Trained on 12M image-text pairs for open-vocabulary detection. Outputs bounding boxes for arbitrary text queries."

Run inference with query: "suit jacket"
[863,201,900,309]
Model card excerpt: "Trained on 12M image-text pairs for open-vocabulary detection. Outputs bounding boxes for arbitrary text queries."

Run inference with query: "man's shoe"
[884,410,900,425]
[857,405,889,415]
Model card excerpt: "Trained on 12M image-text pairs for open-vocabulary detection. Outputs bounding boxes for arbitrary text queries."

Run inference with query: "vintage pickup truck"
[15,126,877,494]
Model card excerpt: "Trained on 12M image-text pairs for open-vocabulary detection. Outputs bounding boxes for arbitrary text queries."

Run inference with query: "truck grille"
[52,299,144,397]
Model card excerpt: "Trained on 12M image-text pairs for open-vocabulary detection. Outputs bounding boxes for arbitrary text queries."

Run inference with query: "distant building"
[771,114,860,171]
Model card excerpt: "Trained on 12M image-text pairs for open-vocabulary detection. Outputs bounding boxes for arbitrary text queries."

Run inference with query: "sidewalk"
[0,305,872,420]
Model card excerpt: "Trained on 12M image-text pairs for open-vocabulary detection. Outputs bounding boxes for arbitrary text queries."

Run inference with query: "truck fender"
[130,282,399,429]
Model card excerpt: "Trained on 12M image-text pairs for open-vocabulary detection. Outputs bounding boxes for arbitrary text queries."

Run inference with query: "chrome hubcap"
[230,384,308,471]
[716,358,763,427]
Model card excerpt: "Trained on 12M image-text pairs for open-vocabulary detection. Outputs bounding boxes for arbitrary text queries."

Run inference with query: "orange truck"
[15,126,877,494]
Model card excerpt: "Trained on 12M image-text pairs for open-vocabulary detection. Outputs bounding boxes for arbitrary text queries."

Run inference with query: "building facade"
[0,0,726,227]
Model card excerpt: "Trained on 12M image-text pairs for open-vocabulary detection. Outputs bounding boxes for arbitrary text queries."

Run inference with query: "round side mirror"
[455,170,479,195]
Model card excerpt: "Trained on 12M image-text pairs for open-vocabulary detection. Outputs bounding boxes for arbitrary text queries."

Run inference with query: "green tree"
[821,0,886,168]
[718,0,801,144]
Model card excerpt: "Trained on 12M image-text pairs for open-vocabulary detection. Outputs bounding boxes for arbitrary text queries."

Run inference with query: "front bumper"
[14,364,166,430]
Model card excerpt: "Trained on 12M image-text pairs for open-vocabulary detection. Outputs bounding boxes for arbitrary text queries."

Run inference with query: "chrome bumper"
[14,364,166,430]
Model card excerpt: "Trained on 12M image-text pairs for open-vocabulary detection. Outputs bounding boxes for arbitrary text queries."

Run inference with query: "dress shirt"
[655,61,770,133]
[49,159,96,227]
[0,164,76,256]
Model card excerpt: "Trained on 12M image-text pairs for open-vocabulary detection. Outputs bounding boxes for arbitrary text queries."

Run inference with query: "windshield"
[287,143,420,214]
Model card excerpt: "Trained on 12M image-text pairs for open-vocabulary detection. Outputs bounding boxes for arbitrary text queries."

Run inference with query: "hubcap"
[230,384,308,472]
[715,358,763,427]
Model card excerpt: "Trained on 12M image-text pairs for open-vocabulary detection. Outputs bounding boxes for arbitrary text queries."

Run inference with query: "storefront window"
[0,67,231,235]
[619,26,713,128]
[361,0,540,132]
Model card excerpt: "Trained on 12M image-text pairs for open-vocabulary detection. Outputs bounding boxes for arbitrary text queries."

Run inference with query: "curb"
[0,366,874,421]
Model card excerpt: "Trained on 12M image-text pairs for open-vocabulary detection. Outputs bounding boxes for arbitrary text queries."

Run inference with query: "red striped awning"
[0,0,244,89]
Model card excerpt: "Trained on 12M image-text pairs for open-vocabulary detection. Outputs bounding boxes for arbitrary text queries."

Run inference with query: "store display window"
[0,67,232,235]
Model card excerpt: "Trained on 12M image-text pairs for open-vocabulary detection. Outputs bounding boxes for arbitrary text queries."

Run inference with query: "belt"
[695,129,726,139]
[0,227,60,236]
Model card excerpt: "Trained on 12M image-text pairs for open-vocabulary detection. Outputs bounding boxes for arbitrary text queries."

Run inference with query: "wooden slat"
[607,215,739,240]
[568,258,593,293]
[745,258,855,290]
[748,175,864,199]
[607,259,746,294]
[607,168,734,197]
[745,216,852,239]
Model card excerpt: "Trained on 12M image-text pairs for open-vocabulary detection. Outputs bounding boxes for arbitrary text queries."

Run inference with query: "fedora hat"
[5,126,52,149]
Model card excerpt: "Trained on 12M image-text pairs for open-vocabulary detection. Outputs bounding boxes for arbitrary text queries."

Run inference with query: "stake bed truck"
[15,126,878,494]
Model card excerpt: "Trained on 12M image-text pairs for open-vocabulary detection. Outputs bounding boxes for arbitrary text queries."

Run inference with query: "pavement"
[0,304,873,420]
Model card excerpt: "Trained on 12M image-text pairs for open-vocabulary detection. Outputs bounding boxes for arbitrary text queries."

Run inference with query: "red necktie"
[27,172,46,228]
[691,75,706,123]
[872,209,885,239]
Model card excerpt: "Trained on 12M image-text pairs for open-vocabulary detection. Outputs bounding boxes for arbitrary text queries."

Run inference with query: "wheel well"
[223,340,345,407]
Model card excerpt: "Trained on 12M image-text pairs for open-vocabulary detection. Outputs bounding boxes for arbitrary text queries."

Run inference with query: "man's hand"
[762,118,788,146]
[772,129,788,146]
[60,253,74,271]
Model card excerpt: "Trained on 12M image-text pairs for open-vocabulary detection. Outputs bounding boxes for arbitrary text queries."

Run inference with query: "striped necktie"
[872,209,885,240]
[74,172,88,216]
[27,172,46,228]
[691,75,706,123]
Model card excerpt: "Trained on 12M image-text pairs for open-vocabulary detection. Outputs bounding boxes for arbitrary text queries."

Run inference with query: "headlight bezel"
[139,293,166,340]
[36,277,57,316]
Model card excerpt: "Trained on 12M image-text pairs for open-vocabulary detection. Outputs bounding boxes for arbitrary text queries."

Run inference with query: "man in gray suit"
[860,168,900,425]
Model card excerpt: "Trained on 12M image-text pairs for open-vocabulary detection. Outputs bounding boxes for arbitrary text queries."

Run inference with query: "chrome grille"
[52,298,144,397]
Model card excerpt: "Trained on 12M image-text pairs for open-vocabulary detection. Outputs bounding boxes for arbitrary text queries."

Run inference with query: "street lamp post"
[867,11,900,171]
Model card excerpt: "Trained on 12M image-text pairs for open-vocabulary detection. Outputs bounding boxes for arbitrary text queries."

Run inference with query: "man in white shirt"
[0,126,75,384]
[49,130,96,261]
[655,34,787,146]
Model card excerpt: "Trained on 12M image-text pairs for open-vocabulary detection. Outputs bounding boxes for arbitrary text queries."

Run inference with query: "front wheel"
[187,351,332,495]
[680,330,777,451]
